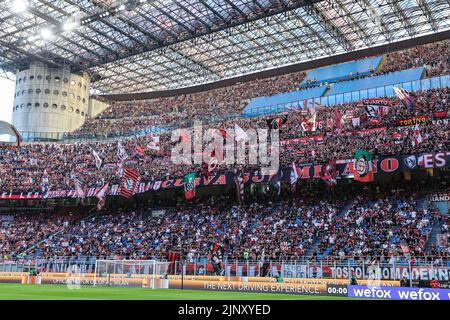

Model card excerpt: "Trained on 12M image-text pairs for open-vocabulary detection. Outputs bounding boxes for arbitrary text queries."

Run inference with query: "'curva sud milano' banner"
[1,151,450,200]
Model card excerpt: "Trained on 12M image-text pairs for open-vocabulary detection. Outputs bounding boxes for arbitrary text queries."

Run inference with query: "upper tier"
[243,86,327,117]
[327,67,426,96]
[300,56,383,86]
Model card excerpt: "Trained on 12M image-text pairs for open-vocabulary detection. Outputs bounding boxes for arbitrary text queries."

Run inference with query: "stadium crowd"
[0,196,343,260]
[67,40,449,139]
[1,86,448,194]
[0,186,446,262]
[313,192,439,260]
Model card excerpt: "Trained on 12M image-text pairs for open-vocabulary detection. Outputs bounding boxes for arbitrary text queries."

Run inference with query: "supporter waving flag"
[91,149,103,170]
[117,141,129,161]
[352,149,374,183]
[301,111,317,132]
[394,86,416,109]
[183,172,196,200]
[119,167,141,198]
[95,183,109,211]
[411,123,423,147]
[234,123,248,142]
[135,144,144,156]
[290,161,298,192]
[270,170,282,195]
[266,116,287,129]
[234,172,244,204]
[73,176,85,199]
[147,135,160,151]
[334,109,343,133]
[322,159,338,186]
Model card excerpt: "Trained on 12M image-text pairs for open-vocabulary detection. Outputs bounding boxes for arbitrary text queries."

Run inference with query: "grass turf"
[0,284,353,300]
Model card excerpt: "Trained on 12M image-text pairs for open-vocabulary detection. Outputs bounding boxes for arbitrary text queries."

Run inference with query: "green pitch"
[0,284,352,300]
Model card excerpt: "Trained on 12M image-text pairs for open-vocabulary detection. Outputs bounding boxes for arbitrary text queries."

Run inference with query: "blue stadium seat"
[300,56,383,86]
[243,86,327,117]
[327,67,425,96]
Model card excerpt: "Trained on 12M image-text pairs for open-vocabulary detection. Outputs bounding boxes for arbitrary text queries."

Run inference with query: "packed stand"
[313,191,441,260]
[0,211,80,260]
[1,86,448,194]
[17,197,342,261]
[68,40,450,139]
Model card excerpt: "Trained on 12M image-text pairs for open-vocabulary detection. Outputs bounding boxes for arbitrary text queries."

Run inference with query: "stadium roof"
[0,0,449,94]
[0,120,23,145]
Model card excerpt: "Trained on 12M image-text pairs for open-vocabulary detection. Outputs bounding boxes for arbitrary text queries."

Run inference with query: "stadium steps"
[303,198,356,257]
[19,208,99,256]
[376,55,387,73]
[417,197,428,210]
[21,228,66,256]
[425,199,444,252]
[425,219,444,252]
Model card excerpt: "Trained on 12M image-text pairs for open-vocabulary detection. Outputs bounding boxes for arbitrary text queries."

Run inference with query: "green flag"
[183,172,196,200]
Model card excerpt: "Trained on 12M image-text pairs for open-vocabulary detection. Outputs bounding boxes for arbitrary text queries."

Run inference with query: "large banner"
[2,151,450,199]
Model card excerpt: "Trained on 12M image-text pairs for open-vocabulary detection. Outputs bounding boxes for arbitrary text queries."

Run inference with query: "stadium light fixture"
[12,0,27,13]
[40,28,53,40]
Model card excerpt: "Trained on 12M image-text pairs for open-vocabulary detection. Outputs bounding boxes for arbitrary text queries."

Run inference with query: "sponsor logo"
[348,286,450,300]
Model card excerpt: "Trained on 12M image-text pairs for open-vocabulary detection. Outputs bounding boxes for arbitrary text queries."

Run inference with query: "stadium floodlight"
[12,0,27,13]
[40,28,53,40]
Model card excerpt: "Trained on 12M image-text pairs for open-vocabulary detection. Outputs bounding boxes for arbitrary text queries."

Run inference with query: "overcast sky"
[0,76,16,141]
[0,77,15,123]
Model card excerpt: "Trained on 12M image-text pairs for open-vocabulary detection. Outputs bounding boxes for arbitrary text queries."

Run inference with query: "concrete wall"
[11,62,90,134]
[88,98,110,118]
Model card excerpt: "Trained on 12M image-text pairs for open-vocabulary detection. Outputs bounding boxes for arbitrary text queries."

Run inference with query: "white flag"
[73,177,85,199]
[234,124,248,142]
[411,124,423,147]
[290,161,298,189]
[95,183,109,211]
[92,149,103,170]
[117,141,129,161]
[147,135,160,151]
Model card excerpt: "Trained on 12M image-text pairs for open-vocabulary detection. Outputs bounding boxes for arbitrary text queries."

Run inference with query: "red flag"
[136,145,144,156]
[322,160,338,186]
[180,127,188,145]
[119,167,141,198]
[334,109,342,132]
[219,128,229,138]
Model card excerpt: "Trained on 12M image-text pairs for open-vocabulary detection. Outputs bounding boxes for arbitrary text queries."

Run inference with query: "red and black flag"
[394,87,416,109]
[266,116,288,129]
[167,251,181,274]
[119,167,141,198]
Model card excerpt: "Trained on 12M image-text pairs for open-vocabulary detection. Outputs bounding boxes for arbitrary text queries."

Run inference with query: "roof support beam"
[416,0,439,31]
[304,3,354,51]
[333,0,372,46]
[387,0,416,37]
